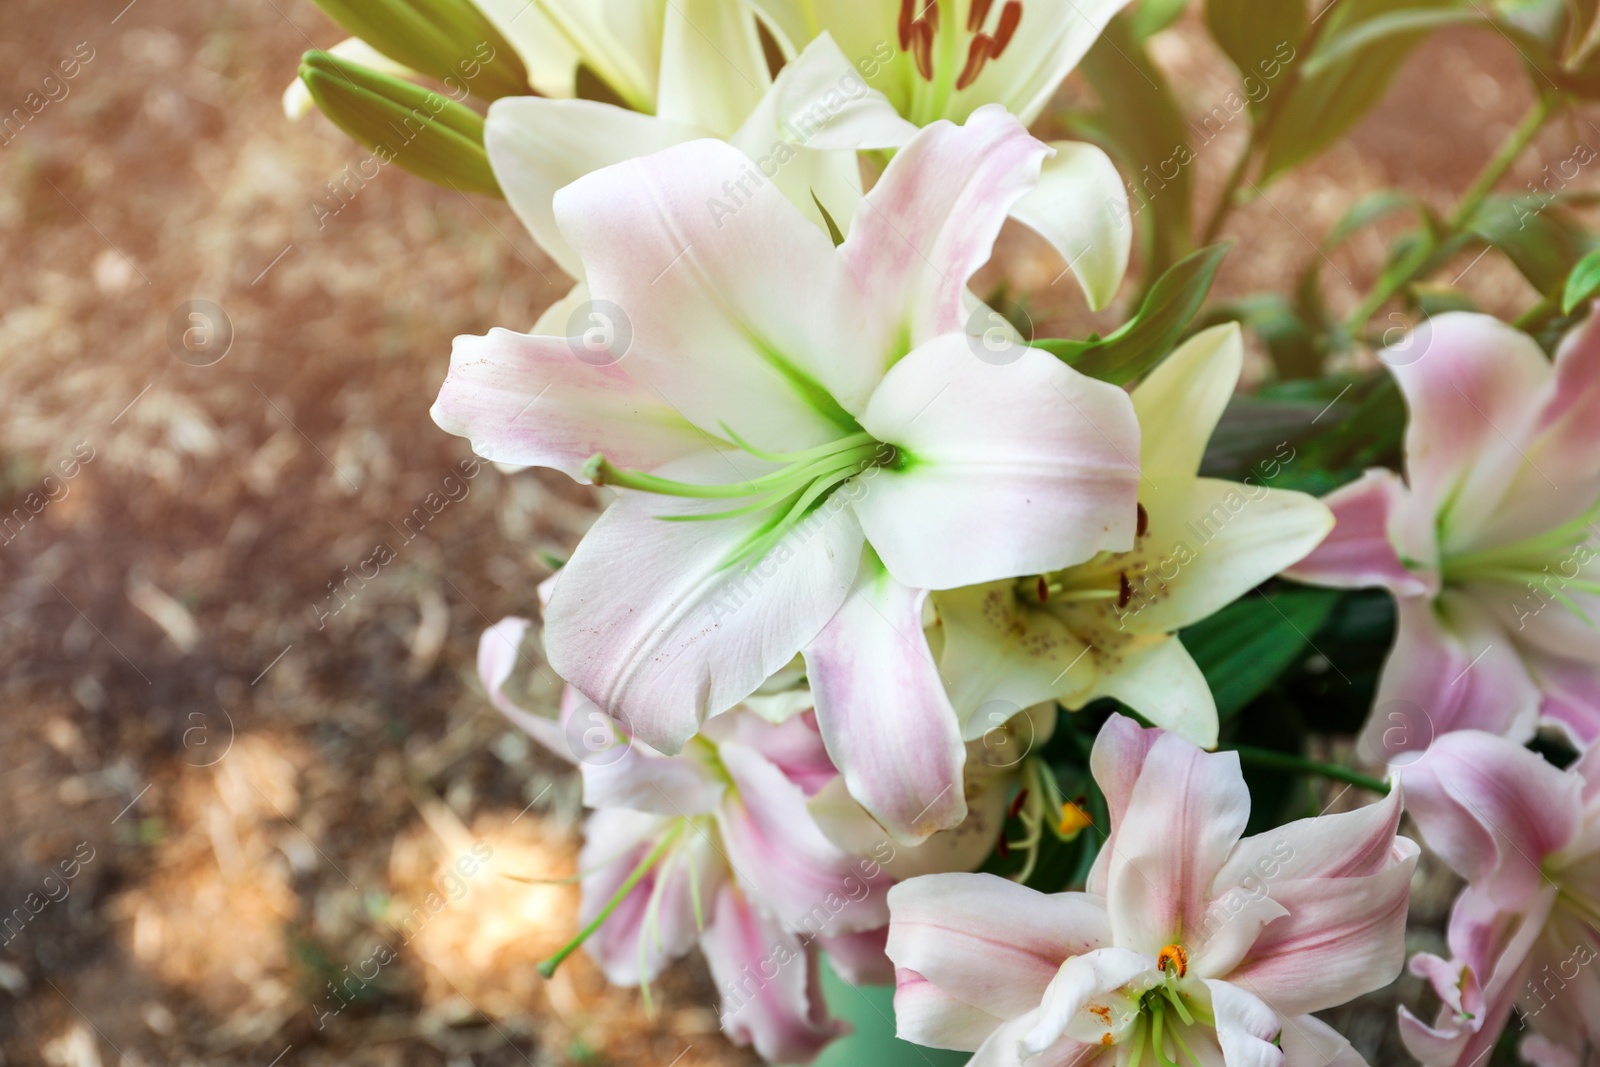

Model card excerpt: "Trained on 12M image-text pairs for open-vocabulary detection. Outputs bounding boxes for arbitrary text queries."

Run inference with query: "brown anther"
[955,34,993,90]
[1118,573,1133,609]
[912,18,935,79]
[1157,943,1188,977]
[996,835,1011,859]
[968,0,995,32]
[992,0,1022,56]
[898,0,915,50]
[921,0,940,36]
[1007,788,1030,819]
[1036,575,1049,602]
[1136,501,1149,538]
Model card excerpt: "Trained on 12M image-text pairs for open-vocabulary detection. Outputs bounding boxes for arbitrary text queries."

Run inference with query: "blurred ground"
[0,1,1592,1064]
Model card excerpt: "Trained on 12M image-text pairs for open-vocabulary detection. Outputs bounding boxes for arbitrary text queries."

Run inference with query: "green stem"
[1345,94,1558,332]
[537,821,684,978]
[1199,137,1257,246]
[1223,744,1389,794]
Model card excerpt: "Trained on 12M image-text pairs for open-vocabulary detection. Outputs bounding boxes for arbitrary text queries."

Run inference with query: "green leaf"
[813,957,969,1067]
[1563,247,1600,312]
[1259,0,1460,182]
[1302,8,1486,75]
[1467,195,1592,296]
[1205,0,1307,117]
[1067,14,1195,281]
[1182,587,1344,719]
[812,190,846,247]
[310,0,528,100]
[1323,190,1426,249]
[1033,244,1229,386]
[1134,0,1192,37]
[300,51,502,196]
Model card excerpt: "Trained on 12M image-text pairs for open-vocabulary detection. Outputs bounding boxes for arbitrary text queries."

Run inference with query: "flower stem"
[1223,745,1389,794]
[1345,94,1558,332]
[537,821,685,978]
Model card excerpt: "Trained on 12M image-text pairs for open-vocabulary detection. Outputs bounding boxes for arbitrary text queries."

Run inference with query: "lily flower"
[1396,731,1600,1067]
[1287,311,1600,759]
[750,0,1130,127]
[885,713,1417,1066]
[434,108,1141,843]
[932,324,1335,750]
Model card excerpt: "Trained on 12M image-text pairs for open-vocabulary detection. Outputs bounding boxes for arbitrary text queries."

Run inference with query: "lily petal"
[817,927,893,985]
[842,105,1048,360]
[716,739,891,935]
[855,333,1140,590]
[477,616,570,761]
[702,885,848,1064]
[893,967,1006,1051]
[885,873,1111,1022]
[1022,946,1153,1054]
[486,98,706,279]
[1215,787,1405,889]
[1280,1014,1369,1067]
[1103,733,1250,952]
[1201,979,1284,1067]
[1074,635,1218,749]
[431,327,708,481]
[1283,468,1434,595]
[554,137,873,447]
[656,0,770,137]
[1133,324,1244,485]
[1010,141,1131,311]
[1359,592,1541,764]
[1399,730,1580,907]
[804,549,968,843]
[1086,713,1162,896]
[545,452,864,753]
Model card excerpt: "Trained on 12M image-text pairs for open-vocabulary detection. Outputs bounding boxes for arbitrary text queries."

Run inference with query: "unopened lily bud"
[310,0,528,100]
[299,51,501,197]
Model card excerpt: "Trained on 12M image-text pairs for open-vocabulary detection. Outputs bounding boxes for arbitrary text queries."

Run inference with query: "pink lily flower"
[433,106,1141,843]
[1287,312,1600,760]
[885,713,1417,1066]
[479,619,999,1063]
[1397,731,1600,1067]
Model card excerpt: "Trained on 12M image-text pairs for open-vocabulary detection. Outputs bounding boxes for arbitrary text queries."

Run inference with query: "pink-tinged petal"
[431,328,709,482]
[1202,980,1284,1067]
[885,873,1111,1020]
[1022,946,1153,1053]
[1284,469,1433,595]
[804,553,967,843]
[485,97,706,278]
[1216,787,1405,890]
[1085,713,1162,896]
[1525,650,1600,749]
[1279,1014,1368,1067]
[545,452,864,753]
[806,772,1005,881]
[1401,731,1580,906]
[1387,313,1554,553]
[1396,952,1483,1067]
[1103,734,1251,952]
[1224,845,1419,1015]
[477,617,572,761]
[1359,592,1541,765]
[1186,892,1288,982]
[969,1011,1105,1067]
[702,885,848,1064]
[553,138,876,445]
[703,709,837,798]
[817,927,893,986]
[1474,548,1600,665]
[1520,1035,1584,1067]
[578,808,724,986]
[842,105,1049,357]
[578,731,725,816]
[855,334,1140,590]
[894,967,1006,1051]
[717,740,891,936]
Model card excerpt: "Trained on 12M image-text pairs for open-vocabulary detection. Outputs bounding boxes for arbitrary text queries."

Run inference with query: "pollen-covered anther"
[1058,800,1093,836]
[1136,501,1149,538]
[1118,572,1133,608]
[1157,943,1187,978]
[1036,575,1050,602]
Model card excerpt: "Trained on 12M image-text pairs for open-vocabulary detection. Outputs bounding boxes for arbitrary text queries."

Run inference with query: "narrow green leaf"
[1205,0,1307,117]
[812,190,845,247]
[300,51,501,196]
[1259,0,1459,182]
[1563,247,1600,312]
[1032,244,1230,386]
[1323,190,1423,249]
[1182,587,1343,719]
[1467,195,1589,296]
[1303,8,1486,75]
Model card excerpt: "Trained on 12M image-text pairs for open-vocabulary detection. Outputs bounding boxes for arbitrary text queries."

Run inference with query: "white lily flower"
[932,324,1335,749]
[433,107,1141,843]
